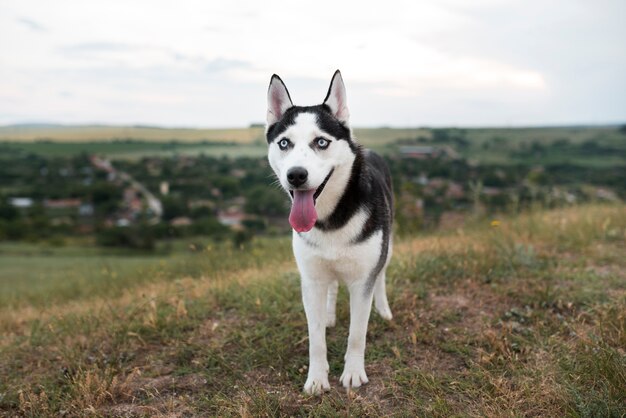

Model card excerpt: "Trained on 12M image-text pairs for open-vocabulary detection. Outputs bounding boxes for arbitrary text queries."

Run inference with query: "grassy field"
[0,141,269,159]
[0,239,292,310]
[1,204,625,416]
[0,124,618,145]
[0,125,266,143]
[2,124,625,165]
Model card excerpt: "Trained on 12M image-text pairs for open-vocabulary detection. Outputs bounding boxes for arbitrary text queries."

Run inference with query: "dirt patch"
[98,372,207,417]
[191,313,246,348]
[429,280,506,333]
[103,397,195,418]
[131,373,207,396]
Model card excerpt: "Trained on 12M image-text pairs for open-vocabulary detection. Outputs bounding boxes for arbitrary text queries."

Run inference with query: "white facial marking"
[268,112,355,220]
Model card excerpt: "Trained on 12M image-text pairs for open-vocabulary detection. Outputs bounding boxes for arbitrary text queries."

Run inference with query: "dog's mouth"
[288,168,334,204]
[288,169,334,233]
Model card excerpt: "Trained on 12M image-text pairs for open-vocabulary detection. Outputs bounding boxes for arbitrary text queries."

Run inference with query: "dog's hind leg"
[340,280,374,389]
[374,273,393,321]
[326,280,338,327]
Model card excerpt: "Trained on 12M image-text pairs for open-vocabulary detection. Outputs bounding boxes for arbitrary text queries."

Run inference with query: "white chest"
[292,209,385,284]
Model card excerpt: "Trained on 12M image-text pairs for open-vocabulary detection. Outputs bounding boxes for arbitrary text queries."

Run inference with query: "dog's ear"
[267,75,293,126]
[323,70,349,124]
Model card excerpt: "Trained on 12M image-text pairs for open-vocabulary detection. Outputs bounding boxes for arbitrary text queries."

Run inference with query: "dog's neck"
[314,144,364,227]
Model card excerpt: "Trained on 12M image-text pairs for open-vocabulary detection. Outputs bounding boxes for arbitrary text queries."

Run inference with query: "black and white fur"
[266,70,393,394]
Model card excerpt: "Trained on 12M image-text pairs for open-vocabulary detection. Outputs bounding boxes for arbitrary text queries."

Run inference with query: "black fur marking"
[364,223,391,297]
[310,148,393,295]
[266,105,352,149]
[317,150,392,236]
[313,168,334,201]
[314,149,364,232]
[352,152,393,244]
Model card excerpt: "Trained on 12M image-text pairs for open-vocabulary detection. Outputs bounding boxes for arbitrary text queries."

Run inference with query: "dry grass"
[0,126,266,143]
[1,204,625,417]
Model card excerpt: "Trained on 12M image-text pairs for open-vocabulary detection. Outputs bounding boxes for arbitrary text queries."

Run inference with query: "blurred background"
[0,0,624,304]
[2,1,626,416]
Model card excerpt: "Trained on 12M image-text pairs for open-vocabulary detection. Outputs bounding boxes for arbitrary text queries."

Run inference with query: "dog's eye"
[315,138,329,149]
[278,138,290,150]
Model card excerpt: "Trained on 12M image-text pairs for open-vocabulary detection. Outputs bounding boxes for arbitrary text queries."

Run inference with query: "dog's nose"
[287,167,308,187]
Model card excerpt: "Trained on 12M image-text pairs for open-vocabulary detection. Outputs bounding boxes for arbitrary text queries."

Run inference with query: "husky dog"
[265,70,393,395]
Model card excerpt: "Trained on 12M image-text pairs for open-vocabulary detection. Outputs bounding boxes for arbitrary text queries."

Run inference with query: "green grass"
[0,252,158,309]
[0,238,292,311]
[2,125,625,166]
[0,140,268,159]
[1,204,625,416]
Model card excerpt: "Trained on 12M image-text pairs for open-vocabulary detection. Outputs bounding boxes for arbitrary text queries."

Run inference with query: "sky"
[0,0,625,128]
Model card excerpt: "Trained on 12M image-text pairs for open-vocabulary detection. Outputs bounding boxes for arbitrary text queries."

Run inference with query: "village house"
[44,198,82,209]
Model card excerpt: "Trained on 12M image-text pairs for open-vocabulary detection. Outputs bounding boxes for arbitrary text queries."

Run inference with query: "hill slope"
[1,205,625,416]
[0,125,266,143]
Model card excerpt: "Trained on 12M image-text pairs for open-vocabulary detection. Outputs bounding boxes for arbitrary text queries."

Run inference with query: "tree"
[161,196,188,221]
[91,183,122,216]
[0,203,19,221]
[244,185,287,217]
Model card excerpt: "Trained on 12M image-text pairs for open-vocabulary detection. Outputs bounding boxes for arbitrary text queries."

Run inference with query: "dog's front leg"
[326,280,339,327]
[301,277,330,395]
[340,280,374,388]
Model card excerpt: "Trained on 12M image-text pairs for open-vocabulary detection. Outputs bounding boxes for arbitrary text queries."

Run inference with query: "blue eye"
[278,138,290,150]
[316,138,329,148]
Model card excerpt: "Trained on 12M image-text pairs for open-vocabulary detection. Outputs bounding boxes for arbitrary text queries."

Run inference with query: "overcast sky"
[1,0,625,127]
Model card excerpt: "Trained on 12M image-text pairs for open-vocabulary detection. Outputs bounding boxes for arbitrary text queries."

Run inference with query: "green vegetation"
[0,238,291,310]
[1,204,624,416]
[1,125,625,248]
[0,124,624,415]
[0,140,267,159]
[2,125,625,165]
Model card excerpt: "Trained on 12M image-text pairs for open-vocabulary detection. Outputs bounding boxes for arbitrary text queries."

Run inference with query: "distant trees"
[96,224,156,250]
[0,202,19,221]
[431,128,469,148]
[190,218,229,238]
[244,185,287,217]
[1,131,624,248]
[91,183,121,216]
[161,196,189,221]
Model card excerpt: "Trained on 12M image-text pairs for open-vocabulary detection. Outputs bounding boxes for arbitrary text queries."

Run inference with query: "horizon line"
[1,121,625,131]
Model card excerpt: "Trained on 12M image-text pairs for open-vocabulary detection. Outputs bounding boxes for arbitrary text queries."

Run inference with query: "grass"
[2,125,625,166]
[1,124,619,145]
[0,126,266,143]
[1,204,625,416]
[0,141,268,159]
[0,238,292,311]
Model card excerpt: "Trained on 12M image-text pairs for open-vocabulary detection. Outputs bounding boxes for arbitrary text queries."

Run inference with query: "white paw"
[340,358,368,388]
[326,313,336,328]
[303,369,330,395]
[375,302,393,321]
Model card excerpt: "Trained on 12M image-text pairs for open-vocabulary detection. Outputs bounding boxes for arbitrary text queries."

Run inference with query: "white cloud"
[0,0,624,126]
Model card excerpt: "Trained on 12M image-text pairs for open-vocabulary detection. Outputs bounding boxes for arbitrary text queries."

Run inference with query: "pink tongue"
[289,190,317,232]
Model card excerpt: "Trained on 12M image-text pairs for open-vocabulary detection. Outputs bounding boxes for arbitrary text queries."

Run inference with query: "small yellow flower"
[490,220,501,228]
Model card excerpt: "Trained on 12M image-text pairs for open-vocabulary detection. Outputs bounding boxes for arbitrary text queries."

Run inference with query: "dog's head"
[265,70,359,233]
